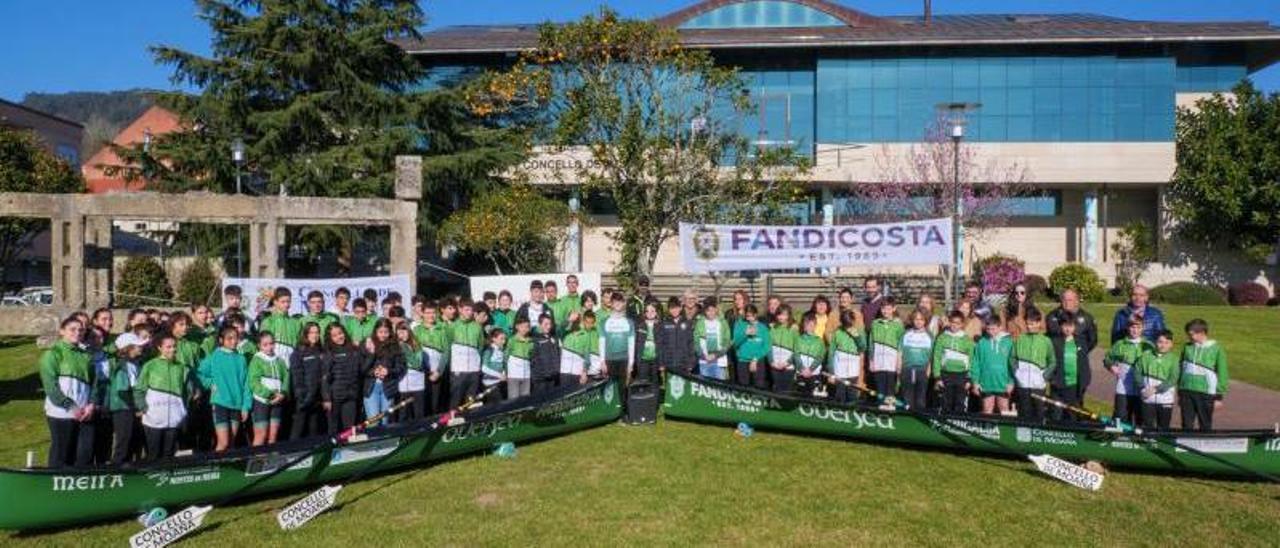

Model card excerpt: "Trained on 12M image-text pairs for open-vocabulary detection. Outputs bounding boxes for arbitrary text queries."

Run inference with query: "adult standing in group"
[1002,283,1034,339]
[964,282,994,323]
[553,274,585,334]
[1046,289,1099,355]
[915,294,942,336]
[628,276,655,320]
[1109,284,1166,344]
[860,277,885,335]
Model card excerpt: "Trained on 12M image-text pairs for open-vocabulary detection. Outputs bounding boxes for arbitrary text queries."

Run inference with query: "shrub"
[176,257,221,307]
[1148,282,1228,306]
[115,256,173,308]
[1024,274,1049,300]
[1048,263,1106,302]
[1269,296,1280,307]
[1227,281,1270,306]
[975,254,1025,297]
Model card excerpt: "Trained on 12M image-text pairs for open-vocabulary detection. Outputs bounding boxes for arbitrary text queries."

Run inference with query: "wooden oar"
[278,383,506,530]
[830,377,1104,491]
[1031,392,1280,483]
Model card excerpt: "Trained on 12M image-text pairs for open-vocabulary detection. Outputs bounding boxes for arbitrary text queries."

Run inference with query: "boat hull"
[0,380,621,531]
[661,372,1280,479]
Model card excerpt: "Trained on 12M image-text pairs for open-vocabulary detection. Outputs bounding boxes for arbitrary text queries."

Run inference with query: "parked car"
[0,296,26,307]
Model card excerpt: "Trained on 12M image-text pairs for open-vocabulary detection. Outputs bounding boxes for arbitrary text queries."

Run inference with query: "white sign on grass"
[1028,455,1104,491]
[129,505,212,548]
[278,485,342,531]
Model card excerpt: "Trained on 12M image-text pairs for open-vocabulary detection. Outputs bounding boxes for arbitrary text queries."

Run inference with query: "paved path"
[1084,350,1280,430]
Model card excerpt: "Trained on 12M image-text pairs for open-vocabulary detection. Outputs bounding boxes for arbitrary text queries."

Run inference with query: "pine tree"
[109,1,526,241]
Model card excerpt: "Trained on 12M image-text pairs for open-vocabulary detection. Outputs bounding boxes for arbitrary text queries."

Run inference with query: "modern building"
[0,98,83,165]
[402,0,1280,286]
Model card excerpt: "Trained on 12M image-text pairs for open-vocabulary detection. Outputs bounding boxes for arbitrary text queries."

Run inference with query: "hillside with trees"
[19,89,156,157]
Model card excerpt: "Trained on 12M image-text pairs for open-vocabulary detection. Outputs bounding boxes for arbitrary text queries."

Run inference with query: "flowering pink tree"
[841,118,1033,304]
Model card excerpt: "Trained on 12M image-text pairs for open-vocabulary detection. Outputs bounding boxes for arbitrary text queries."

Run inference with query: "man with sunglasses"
[1109,284,1166,344]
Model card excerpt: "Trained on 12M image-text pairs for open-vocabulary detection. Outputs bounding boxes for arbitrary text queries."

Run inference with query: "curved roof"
[654,0,892,29]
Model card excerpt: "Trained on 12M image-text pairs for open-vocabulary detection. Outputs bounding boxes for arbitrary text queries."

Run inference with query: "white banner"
[469,272,601,307]
[221,275,412,316]
[679,218,953,273]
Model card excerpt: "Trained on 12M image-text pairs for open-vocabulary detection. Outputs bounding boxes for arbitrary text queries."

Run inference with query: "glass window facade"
[738,62,816,155]
[816,56,1176,143]
[832,191,1061,223]
[1175,64,1248,92]
[680,1,844,29]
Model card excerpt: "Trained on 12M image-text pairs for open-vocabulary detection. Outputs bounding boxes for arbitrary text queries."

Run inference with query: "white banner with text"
[222,275,412,316]
[679,218,953,273]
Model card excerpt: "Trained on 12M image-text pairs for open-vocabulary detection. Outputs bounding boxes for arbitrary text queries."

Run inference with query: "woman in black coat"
[322,323,365,435]
[289,322,328,440]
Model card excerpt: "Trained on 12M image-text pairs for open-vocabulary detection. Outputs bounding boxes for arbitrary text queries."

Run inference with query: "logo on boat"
[148,465,221,487]
[1265,438,1280,452]
[603,384,615,405]
[1174,437,1249,455]
[52,474,124,492]
[245,452,315,476]
[931,420,1001,441]
[690,382,780,414]
[1015,427,1078,446]
[798,404,895,431]
[668,377,685,401]
[442,415,521,444]
[331,438,401,465]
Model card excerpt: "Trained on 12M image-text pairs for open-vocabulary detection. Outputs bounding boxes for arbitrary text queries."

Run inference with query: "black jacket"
[289,344,325,408]
[364,346,407,400]
[516,301,555,331]
[530,332,561,380]
[1046,307,1099,355]
[656,316,696,372]
[323,346,366,403]
[1049,335,1092,397]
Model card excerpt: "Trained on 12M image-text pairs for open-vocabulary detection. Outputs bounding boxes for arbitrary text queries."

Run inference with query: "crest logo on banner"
[669,377,685,401]
[692,225,720,261]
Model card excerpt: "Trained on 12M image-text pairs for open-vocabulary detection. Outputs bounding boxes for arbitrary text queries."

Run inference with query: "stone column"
[83,216,113,308]
[250,220,281,279]
[389,218,417,294]
[50,198,85,309]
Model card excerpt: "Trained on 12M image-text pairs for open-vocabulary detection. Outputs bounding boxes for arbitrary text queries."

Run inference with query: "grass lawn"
[1088,304,1280,391]
[2,338,1279,546]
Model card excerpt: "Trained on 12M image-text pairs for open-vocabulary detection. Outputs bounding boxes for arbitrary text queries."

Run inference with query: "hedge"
[1048,263,1106,302]
[114,256,173,308]
[1227,281,1270,306]
[1148,282,1228,306]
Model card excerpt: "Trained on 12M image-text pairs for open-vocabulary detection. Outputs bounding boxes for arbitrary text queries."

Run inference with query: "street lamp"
[936,102,980,310]
[232,138,246,276]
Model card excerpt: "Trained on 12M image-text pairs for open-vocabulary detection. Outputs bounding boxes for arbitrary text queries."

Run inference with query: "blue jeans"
[699,361,727,381]
[363,381,391,426]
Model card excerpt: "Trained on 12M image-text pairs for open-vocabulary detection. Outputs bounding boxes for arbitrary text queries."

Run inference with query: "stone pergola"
[0,156,422,335]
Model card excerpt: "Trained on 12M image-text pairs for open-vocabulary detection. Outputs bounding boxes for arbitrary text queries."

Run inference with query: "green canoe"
[661,371,1280,479]
[0,380,621,531]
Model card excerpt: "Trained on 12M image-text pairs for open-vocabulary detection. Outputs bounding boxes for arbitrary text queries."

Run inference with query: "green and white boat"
[661,371,1280,479]
[0,380,621,531]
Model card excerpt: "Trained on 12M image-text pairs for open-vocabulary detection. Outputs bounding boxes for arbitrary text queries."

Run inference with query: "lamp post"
[936,102,980,310]
[231,138,246,276]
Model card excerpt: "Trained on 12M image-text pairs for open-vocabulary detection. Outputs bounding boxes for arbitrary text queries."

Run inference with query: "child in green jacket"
[1178,319,1228,431]
[793,312,827,398]
[899,309,935,411]
[933,311,976,415]
[481,330,507,405]
[695,298,731,381]
[1011,309,1055,422]
[197,326,252,452]
[769,306,799,394]
[1137,329,1179,430]
[731,304,771,390]
[827,309,865,404]
[868,298,905,406]
[1105,315,1155,426]
[134,334,194,461]
[248,332,290,447]
[969,316,1013,415]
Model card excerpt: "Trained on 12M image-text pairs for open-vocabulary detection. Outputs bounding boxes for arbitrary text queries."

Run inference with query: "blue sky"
[1,0,1278,101]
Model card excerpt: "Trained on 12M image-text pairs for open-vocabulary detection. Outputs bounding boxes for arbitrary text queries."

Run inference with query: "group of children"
[37,278,1231,468]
